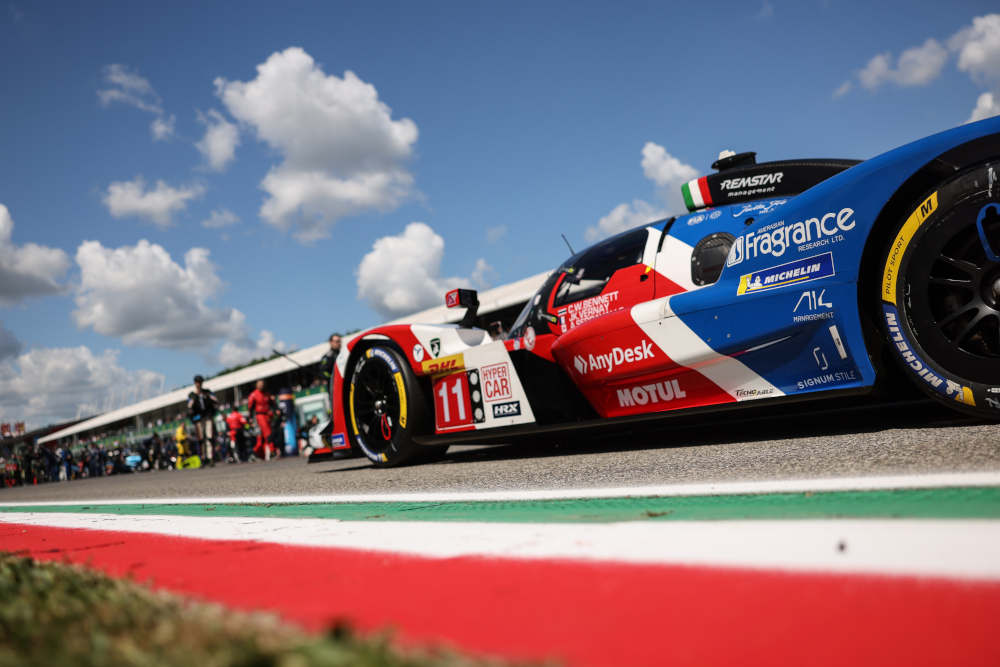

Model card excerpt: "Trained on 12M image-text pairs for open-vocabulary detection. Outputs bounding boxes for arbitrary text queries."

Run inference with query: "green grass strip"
[3,486,1000,523]
[0,554,520,667]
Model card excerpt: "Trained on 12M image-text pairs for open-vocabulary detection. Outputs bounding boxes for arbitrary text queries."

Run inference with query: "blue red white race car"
[326,118,1000,466]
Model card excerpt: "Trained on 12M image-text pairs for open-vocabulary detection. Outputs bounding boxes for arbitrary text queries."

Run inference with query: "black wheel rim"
[905,199,1000,384]
[352,357,400,456]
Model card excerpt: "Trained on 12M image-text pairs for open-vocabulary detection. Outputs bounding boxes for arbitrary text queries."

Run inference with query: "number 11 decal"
[434,373,473,430]
[433,370,486,432]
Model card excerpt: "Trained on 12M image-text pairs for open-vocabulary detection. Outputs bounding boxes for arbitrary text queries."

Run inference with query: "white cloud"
[218,330,287,367]
[949,14,1000,124]
[859,39,947,90]
[196,109,239,171]
[73,239,245,349]
[103,176,205,227]
[949,14,1000,87]
[0,322,21,360]
[356,222,489,319]
[858,53,892,90]
[98,64,177,143]
[216,47,418,242]
[98,64,162,114]
[0,204,70,305]
[586,142,693,241]
[486,224,508,243]
[845,15,999,122]
[0,345,164,428]
[586,200,667,242]
[641,142,698,190]
[968,92,1000,122]
[895,39,949,86]
[201,208,240,228]
[470,257,496,289]
[757,0,773,19]
[832,80,853,98]
[151,114,176,141]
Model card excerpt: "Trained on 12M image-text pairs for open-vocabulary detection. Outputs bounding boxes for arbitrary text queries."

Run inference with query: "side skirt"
[413,385,875,446]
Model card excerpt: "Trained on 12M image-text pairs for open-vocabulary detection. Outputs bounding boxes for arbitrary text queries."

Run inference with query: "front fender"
[329,324,494,444]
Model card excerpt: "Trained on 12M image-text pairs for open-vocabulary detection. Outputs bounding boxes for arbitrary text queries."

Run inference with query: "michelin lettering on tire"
[349,347,408,463]
[878,181,985,410]
[348,355,368,454]
[346,344,433,466]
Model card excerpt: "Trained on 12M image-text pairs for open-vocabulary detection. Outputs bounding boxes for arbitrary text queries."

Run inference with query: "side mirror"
[445,288,479,328]
[536,311,558,325]
[561,268,581,284]
[445,288,477,309]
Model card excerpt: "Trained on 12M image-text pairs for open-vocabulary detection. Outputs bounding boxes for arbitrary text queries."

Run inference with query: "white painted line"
[1,470,998,508]
[3,512,1000,581]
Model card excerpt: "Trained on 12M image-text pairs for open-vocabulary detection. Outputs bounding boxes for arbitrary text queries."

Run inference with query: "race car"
[327,117,1000,466]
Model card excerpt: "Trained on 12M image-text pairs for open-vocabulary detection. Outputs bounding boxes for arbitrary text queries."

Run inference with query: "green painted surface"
[3,486,1000,522]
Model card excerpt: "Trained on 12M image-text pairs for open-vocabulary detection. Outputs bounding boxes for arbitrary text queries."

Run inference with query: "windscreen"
[507,270,561,339]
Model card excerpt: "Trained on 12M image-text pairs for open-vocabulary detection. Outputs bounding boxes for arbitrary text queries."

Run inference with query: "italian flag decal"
[681,176,713,211]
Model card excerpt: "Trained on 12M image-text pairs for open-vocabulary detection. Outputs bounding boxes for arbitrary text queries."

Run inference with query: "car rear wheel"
[347,345,444,466]
[878,161,1000,419]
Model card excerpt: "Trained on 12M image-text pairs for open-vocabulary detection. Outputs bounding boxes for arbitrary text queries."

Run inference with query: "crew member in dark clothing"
[319,334,342,428]
[187,375,219,466]
[149,432,164,470]
[319,334,342,392]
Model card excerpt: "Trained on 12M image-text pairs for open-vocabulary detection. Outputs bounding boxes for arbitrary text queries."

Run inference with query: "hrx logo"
[573,340,655,375]
[491,401,521,418]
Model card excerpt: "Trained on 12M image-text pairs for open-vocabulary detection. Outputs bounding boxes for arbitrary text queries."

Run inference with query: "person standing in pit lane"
[187,375,219,466]
[225,405,248,462]
[319,335,341,393]
[319,334,342,426]
[175,423,189,458]
[247,380,278,461]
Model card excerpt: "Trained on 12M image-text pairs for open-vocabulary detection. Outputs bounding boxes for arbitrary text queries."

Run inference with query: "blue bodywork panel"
[664,117,1000,400]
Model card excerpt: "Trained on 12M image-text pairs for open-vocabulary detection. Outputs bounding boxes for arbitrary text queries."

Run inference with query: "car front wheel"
[878,161,1000,419]
[347,345,442,466]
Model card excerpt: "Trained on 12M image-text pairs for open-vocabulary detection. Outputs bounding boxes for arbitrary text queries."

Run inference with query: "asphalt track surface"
[4,397,999,502]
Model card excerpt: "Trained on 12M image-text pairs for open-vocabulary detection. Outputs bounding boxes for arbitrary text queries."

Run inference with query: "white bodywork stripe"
[632,296,783,400]
[641,226,660,268]
[654,235,701,292]
[3,512,999,581]
[410,325,490,364]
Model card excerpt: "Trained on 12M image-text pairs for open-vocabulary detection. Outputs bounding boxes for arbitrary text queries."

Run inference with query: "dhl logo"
[420,352,465,375]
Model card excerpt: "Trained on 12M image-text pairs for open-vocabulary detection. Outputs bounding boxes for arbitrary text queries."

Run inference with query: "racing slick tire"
[878,161,1000,420]
[347,345,445,467]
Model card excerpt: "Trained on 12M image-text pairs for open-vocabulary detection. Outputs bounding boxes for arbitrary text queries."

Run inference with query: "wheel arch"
[856,132,1000,382]
[341,335,434,444]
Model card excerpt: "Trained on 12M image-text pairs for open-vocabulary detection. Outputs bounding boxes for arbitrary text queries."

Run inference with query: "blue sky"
[1,0,998,427]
